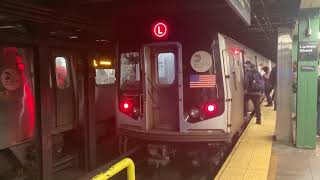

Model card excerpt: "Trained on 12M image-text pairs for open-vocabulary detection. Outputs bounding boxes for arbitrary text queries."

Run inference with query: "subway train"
[0,27,117,179]
[115,21,273,166]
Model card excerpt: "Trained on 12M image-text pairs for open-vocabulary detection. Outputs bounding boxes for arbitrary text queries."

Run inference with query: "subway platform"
[215,104,320,180]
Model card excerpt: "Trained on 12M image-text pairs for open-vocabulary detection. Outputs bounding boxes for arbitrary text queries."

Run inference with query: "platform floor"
[270,138,320,180]
[215,105,276,180]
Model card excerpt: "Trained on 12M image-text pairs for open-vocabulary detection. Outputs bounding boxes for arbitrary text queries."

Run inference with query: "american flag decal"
[190,74,216,88]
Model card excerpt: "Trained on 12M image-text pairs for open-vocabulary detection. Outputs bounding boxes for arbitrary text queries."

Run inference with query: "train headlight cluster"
[119,98,141,120]
[187,102,219,123]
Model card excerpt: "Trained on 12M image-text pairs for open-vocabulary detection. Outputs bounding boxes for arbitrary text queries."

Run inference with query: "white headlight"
[189,108,200,118]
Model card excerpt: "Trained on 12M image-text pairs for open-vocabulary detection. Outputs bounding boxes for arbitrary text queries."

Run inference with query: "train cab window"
[95,69,116,85]
[157,52,175,85]
[55,57,70,89]
[120,52,140,91]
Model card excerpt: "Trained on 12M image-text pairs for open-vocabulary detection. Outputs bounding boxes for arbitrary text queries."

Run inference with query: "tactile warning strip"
[214,106,276,180]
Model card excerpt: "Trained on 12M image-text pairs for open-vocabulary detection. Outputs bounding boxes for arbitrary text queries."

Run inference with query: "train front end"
[116,22,231,144]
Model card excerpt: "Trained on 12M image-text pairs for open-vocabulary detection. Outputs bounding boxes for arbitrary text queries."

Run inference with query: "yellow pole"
[91,158,135,180]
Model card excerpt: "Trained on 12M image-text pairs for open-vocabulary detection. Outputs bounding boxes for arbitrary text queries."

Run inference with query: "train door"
[221,50,232,132]
[52,54,75,132]
[143,43,182,131]
[51,51,80,176]
[94,60,117,166]
[228,50,244,132]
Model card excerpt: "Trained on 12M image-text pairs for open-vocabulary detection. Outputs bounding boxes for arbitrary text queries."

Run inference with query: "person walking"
[270,65,277,110]
[262,66,273,107]
[244,63,264,124]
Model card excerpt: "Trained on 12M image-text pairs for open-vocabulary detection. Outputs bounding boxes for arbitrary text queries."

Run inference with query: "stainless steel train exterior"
[116,33,272,153]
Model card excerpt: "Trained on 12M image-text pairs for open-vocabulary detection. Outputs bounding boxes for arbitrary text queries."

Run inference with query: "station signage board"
[298,42,318,61]
[225,0,251,25]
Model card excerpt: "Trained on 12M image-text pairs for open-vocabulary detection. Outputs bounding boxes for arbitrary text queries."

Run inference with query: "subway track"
[83,115,253,180]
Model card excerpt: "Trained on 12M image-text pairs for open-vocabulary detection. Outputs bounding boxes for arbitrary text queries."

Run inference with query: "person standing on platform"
[270,65,277,110]
[244,62,264,125]
[262,66,273,107]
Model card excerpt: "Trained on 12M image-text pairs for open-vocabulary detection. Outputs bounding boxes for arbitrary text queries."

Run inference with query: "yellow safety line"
[215,106,276,180]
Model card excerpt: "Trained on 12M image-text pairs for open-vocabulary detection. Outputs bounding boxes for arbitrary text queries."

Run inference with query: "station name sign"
[225,0,251,26]
[298,42,318,61]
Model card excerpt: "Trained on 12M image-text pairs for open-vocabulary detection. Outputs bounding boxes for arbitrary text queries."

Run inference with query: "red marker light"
[120,100,133,112]
[123,103,129,109]
[153,22,167,38]
[205,103,217,113]
[207,104,215,112]
[232,48,240,55]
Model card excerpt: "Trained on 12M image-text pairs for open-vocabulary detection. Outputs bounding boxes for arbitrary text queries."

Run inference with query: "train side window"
[157,52,175,85]
[55,56,70,89]
[96,69,116,85]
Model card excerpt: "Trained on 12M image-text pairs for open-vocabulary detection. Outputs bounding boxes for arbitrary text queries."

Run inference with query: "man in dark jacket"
[270,65,277,110]
[244,63,264,124]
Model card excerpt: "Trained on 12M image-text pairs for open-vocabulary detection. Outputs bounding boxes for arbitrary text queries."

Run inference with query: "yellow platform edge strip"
[214,106,276,180]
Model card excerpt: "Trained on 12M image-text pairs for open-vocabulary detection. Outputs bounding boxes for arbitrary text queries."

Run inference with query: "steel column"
[276,27,293,142]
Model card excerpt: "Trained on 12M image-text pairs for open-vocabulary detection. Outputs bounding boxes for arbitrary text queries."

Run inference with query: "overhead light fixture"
[0,25,16,29]
[69,36,78,39]
[96,39,109,42]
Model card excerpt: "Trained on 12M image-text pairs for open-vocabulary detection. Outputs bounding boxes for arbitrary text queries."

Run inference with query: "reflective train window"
[55,56,70,89]
[0,47,35,146]
[157,52,175,85]
[120,52,140,90]
[95,69,115,85]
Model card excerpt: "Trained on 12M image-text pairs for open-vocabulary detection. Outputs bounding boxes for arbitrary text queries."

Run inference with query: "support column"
[276,27,293,142]
[296,8,319,149]
[291,35,298,144]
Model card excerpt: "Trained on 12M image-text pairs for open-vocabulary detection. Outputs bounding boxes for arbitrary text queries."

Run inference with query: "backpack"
[248,70,264,92]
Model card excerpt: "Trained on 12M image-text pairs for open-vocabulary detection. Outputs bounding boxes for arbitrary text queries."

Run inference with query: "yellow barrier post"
[91,158,135,180]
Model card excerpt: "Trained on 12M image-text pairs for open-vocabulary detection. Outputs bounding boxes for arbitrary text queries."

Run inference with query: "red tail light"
[206,104,215,112]
[120,100,133,113]
[119,97,141,120]
[205,103,218,114]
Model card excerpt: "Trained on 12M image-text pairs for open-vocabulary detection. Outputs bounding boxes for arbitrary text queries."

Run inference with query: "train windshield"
[120,52,140,92]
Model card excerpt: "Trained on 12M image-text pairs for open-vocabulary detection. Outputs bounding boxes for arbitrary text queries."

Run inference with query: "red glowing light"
[120,100,133,112]
[123,103,129,109]
[207,105,215,112]
[153,22,167,38]
[205,103,217,113]
[232,49,240,55]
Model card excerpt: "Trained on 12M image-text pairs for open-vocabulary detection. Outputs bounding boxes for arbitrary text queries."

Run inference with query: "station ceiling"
[0,0,301,61]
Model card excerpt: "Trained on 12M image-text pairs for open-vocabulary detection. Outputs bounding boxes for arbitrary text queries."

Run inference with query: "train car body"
[115,20,272,161]
[0,26,117,178]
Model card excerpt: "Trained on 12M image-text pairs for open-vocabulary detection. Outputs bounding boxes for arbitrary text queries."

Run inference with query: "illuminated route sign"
[153,22,167,38]
[225,0,251,25]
